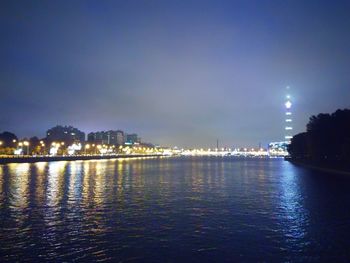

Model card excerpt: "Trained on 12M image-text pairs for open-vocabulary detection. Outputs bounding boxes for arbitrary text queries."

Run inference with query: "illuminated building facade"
[268,141,288,157]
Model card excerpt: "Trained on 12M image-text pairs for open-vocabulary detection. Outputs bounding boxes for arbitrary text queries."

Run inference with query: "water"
[1,157,350,262]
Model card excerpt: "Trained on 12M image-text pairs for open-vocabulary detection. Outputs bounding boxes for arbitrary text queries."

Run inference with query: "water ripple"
[1,158,350,261]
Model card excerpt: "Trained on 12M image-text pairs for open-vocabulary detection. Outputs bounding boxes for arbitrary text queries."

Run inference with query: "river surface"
[1,157,350,262]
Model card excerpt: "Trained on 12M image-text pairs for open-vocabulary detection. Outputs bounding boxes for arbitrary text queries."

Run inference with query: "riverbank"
[0,154,165,164]
[285,157,350,175]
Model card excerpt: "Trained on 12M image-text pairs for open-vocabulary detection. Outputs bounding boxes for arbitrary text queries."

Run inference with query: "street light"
[23,141,29,155]
[40,141,45,155]
[85,144,90,155]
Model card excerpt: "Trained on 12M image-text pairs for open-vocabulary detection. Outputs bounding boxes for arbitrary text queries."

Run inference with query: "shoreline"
[0,154,165,165]
[286,158,350,176]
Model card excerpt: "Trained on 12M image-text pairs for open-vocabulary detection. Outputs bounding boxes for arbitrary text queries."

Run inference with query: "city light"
[0,95,297,160]
[284,86,293,144]
[1,4,348,262]
[285,101,292,109]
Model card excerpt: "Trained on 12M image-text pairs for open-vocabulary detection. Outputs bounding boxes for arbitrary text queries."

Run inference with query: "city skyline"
[2,1,350,147]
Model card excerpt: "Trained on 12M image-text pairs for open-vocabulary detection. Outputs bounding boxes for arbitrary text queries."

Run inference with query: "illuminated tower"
[284,86,293,143]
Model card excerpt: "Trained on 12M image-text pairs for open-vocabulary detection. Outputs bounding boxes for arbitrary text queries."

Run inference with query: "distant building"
[46,125,85,145]
[268,142,288,157]
[107,130,125,145]
[125,133,140,145]
[115,130,125,145]
[88,130,125,145]
[87,131,104,144]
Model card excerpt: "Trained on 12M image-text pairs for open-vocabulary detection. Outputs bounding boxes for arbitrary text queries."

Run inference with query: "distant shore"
[286,157,350,175]
[0,154,165,164]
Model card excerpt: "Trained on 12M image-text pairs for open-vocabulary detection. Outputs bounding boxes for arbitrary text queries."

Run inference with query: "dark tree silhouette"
[288,109,350,162]
[0,131,18,148]
[29,136,41,154]
[288,132,309,159]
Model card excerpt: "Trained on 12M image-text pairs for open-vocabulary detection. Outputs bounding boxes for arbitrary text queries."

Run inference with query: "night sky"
[1,0,350,147]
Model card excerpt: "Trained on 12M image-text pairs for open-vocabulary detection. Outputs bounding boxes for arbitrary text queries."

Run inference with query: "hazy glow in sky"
[1,0,350,147]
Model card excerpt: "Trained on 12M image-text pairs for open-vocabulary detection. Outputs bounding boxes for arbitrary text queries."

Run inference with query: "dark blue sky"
[1,0,350,147]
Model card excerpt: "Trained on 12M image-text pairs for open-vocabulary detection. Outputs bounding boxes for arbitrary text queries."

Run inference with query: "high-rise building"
[88,130,125,145]
[46,125,85,145]
[116,130,125,145]
[125,133,140,145]
[88,131,103,144]
[284,86,293,143]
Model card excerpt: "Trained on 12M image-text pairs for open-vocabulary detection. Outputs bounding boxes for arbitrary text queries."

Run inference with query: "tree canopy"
[0,131,18,148]
[288,109,350,161]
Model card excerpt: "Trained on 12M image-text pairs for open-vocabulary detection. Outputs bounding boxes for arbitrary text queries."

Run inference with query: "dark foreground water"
[1,157,350,262]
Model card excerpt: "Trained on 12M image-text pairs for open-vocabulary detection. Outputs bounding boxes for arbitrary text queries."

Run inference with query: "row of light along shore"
[0,125,289,158]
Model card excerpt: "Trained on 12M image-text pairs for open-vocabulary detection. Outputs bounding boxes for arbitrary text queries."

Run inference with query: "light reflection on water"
[9,163,31,210]
[1,157,350,262]
[279,162,309,240]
